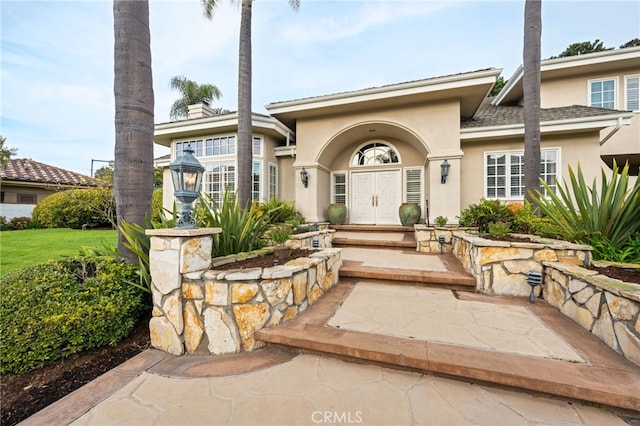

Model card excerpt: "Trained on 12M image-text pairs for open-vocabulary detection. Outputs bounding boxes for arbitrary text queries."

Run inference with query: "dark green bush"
[457,199,516,233]
[0,216,42,231]
[151,188,164,224]
[258,197,305,227]
[32,187,115,229]
[0,256,145,375]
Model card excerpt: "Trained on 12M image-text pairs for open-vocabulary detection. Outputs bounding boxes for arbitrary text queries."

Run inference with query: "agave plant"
[533,161,640,252]
[196,191,276,257]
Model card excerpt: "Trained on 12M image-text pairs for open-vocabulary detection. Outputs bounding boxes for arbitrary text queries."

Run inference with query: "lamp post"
[440,159,450,184]
[169,145,204,229]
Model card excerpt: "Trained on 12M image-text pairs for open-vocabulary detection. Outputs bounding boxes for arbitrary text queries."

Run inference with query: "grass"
[0,229,118,276]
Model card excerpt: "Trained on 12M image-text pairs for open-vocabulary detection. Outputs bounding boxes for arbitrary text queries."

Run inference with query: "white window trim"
[268,162,278,200]
[587,76,618,110]
[483,147,561,200]
[403,166,424,205]
[174,134,237,159]
[624,74,640,112]
[349,140,402,168]
[252,135,264,157]
[330,170,348,205]
[252,160,263,202]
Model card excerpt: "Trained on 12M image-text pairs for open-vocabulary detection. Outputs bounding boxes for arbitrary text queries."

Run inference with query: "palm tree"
[523,0,541,204]
[202,0,299,207]
[169,75,222,120]
[113,0,155,263]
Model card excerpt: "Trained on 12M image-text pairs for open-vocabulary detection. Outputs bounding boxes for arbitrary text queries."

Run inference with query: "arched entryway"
[316,121,430,225]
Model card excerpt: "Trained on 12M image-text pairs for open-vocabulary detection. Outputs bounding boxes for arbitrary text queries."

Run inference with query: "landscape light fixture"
[440,159,451,184]
[527,270,543,304]
[169,145,204,229]
[438,235,445,254]
[300,167,309,188]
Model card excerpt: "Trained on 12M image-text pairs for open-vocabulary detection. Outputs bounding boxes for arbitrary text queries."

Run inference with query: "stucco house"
[154,47,639,225]
[0,158,105,219]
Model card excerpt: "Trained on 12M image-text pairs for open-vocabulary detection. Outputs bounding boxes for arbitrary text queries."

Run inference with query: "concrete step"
[332,238,417,250]
[255,281,640,412]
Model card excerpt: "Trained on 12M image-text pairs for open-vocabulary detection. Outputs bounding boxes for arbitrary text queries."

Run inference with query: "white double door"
[350,170,401,224]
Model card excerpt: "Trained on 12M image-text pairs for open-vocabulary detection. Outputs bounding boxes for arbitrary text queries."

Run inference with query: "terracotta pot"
[327,204,347,225]
[399,203,421,226]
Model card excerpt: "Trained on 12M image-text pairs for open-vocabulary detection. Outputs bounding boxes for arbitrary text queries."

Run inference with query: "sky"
[1,0,639,176]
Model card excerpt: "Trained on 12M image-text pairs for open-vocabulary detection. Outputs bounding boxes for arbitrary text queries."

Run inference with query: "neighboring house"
[0,158,105,219]
[155,48,638,225]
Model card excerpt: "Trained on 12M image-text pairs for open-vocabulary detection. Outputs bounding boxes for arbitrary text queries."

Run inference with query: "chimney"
[187,101,217,119]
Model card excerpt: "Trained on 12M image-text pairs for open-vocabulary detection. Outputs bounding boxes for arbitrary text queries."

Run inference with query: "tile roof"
[1,158,105,187]
[462,98,625,128]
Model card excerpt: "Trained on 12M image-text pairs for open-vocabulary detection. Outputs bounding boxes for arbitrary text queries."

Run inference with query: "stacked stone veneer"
[284,229,334,249]
[146,227,342,356]
[543,261,640,367]
[415,225,477,254]
[452,232,592,297]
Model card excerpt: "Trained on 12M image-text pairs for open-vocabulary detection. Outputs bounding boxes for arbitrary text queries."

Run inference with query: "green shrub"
[533,161,640,251]
[32,187,115,229]
[258,197,305,227]
[0,256,145,375]
[267,225,292,246]
[488,222,511,238]
[0,216,42,231]
[196,191,274,257]
[457,199,516,233]
[151,188,164,224]
[434,216,448,227]
[588,233,640,264]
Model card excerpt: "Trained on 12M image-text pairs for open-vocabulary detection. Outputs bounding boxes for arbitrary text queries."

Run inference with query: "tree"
[202,0,299,207]
[620,38,640,49]
[0,135,18,165]
[113,0,155,263]
[489,76,507,97]
[523,0,541,205]
[94,165,114,184]
[551,39,612,58]
[169,75,222,120]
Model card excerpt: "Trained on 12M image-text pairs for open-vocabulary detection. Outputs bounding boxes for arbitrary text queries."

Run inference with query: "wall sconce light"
[169,144,204,229]
[300,167,309,188]
[440,159,451,184]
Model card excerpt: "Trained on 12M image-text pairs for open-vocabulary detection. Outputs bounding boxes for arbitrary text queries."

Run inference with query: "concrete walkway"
[21,243,640,425]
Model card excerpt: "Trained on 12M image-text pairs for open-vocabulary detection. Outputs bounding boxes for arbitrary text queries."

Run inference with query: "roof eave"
[460,112,634,140]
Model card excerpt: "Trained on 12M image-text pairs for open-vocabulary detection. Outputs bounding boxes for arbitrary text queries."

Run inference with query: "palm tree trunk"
[523,0,542,204]
[236,0,253,207]
[113,0,154,263]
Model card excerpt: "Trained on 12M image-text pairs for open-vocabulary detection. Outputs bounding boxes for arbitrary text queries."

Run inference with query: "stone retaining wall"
[284,228,335,249]
[543,261,640,367]
[452,232,592,297]
[414,225,476,254]
[147,227,342,357]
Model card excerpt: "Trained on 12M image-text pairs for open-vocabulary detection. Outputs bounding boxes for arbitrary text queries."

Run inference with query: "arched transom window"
[351,142,399,166]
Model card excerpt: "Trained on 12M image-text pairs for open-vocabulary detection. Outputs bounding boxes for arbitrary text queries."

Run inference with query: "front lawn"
[0,229,117,276]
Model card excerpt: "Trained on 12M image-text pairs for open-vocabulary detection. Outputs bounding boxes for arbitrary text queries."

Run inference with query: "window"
[252,161,261,201]
[177,136,235,158]
[17,194,37,204]
[268,163,278,200]
[252,137,262,156]
[404,168,423,203]
[485,148,560,199]
[331,172,347,204]
[589,78,616,109]
[351,142,399,166]
[203,161,235,205]
[625,75,639,112]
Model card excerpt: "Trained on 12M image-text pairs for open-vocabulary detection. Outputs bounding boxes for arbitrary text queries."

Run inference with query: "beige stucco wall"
[540,69,640,157]
[460,132,604,212]
[291,100,462,222]
[277,155,296,202]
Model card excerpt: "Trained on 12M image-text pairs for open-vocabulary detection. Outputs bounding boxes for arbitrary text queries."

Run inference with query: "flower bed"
[452,232,592,297]
[147,227,342,356]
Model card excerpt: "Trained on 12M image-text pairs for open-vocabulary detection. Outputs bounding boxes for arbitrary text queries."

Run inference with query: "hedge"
[0,256,146,375]
[32,187,115,229]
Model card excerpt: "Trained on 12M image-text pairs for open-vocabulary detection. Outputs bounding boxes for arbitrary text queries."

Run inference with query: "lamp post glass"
[169,146,204,229]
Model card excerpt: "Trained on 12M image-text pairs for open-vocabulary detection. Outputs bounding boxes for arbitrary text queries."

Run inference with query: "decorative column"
[145,227,221,355]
